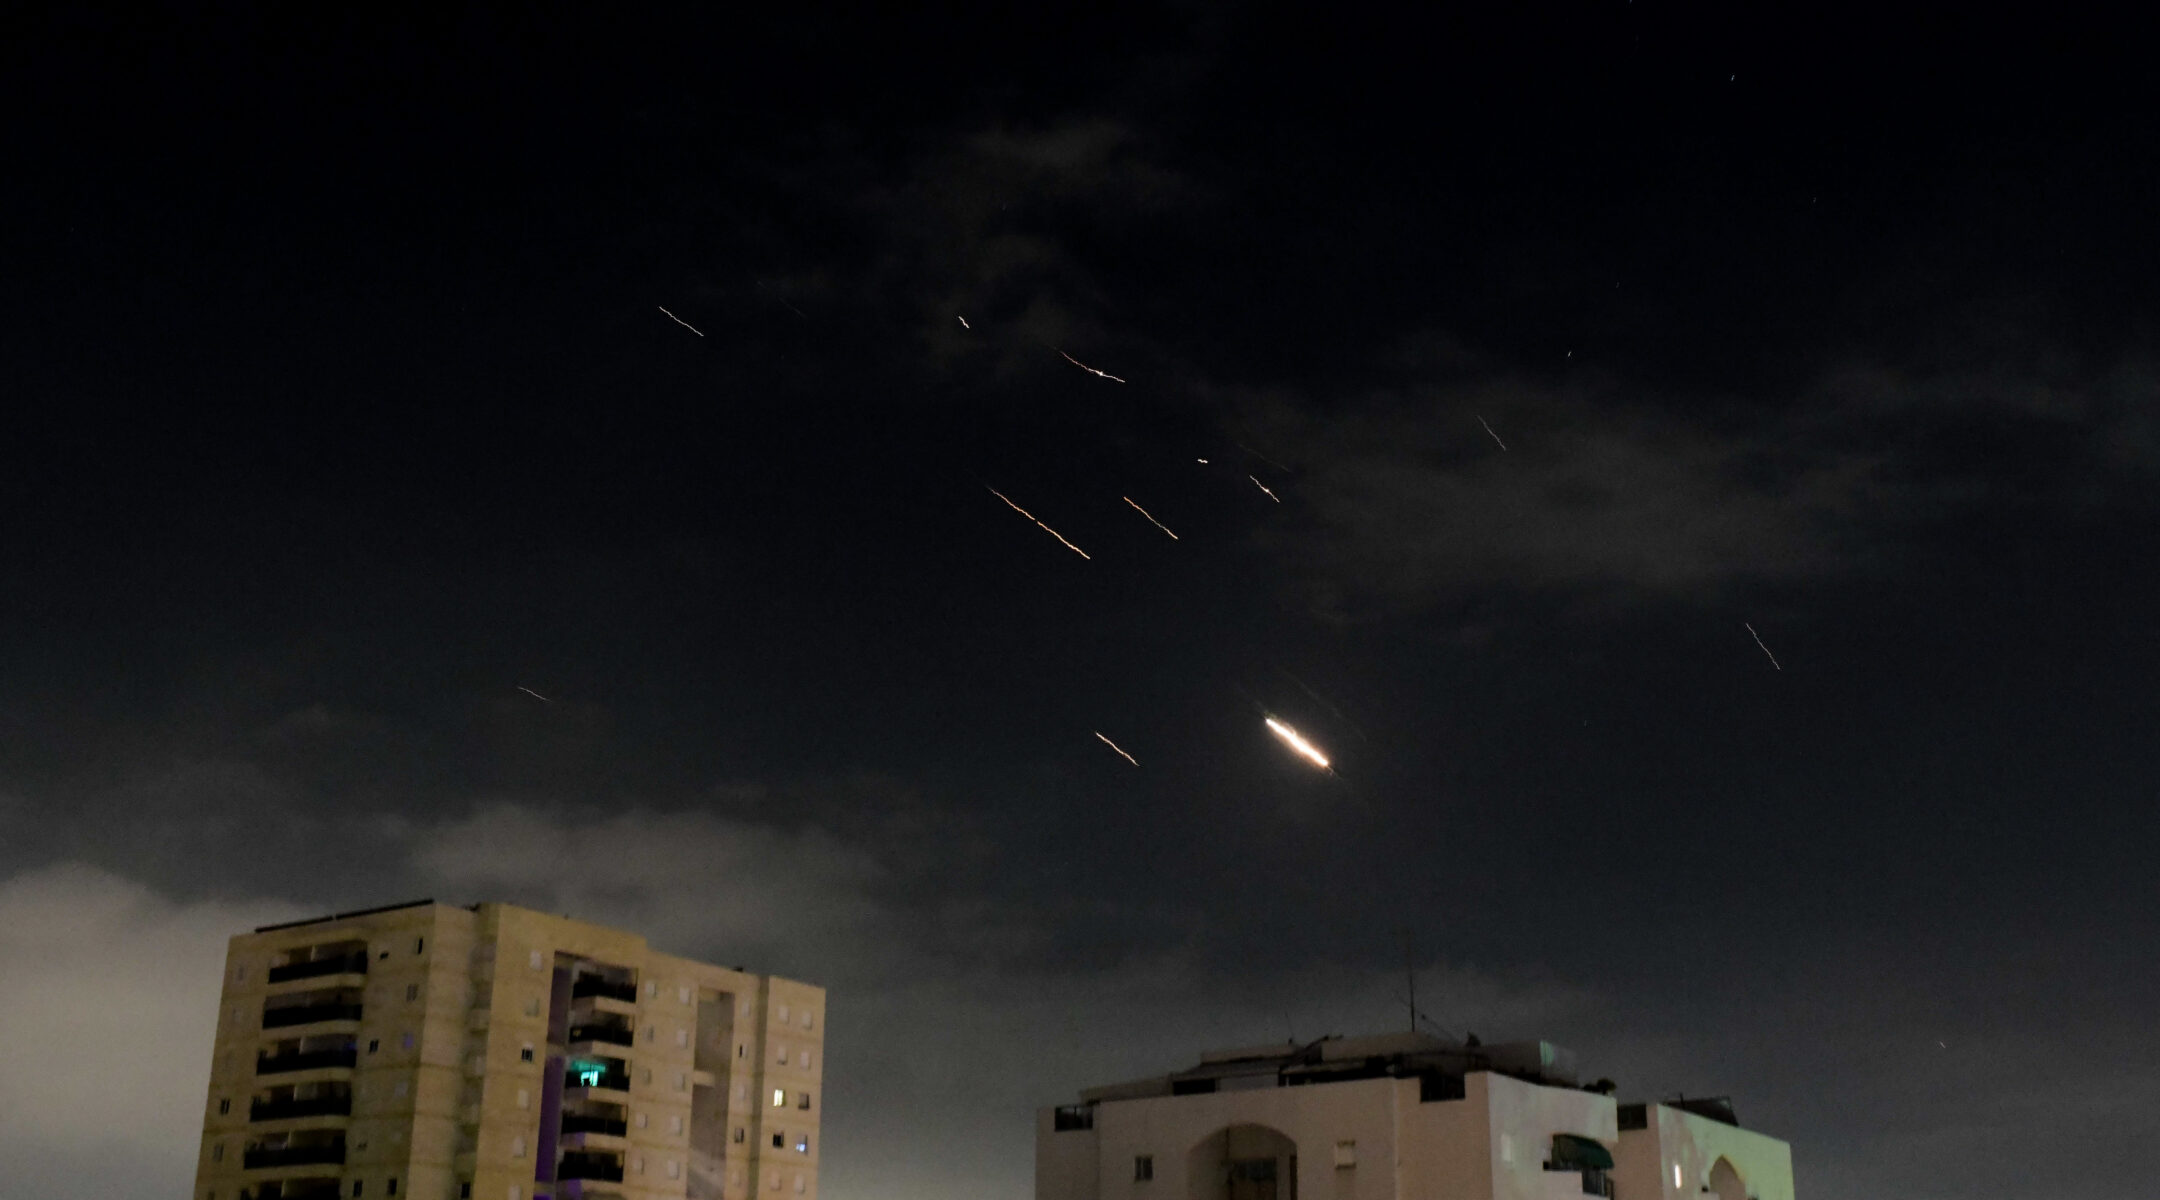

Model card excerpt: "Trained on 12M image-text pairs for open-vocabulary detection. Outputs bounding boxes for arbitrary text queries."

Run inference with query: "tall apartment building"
[1038,1031,1793,1200]
[191,900,825,1200]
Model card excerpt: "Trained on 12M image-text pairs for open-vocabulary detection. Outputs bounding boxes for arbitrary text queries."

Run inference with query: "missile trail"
[1745,623,1783,671]
[986,487,1091,560]
[1248,475,1281,503]
[517,687,553,703]
[656,306,705,337]
[1093,732,1139,766]
[1057,349,1126,383]
[1477,415,1508,451]
[1122,497,1179,540]
[1264,716,1331,770]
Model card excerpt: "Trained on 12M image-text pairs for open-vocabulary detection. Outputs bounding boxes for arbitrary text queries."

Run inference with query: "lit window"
[735,1084,747,1102]
[667,1161,681,1180]
[636,1112,648,1130]
[792,1175,805,1194]
[528,950,543,970]
[676,1028,688,1047]
[776,1045,788,1065]
[1334,1140,1356,1168]
[511,1136,526,1158]
[646,981,658,998]
[773,1088,785,1107]
[671,1115,684,1135]
[801,1010,814,1030]
[801,1050,813,1070]
[1673,1164,1683,1188]
[509,1188,520,1200]
[795,1135,808,1154]
[525,997,541,1017]
[516,1088,529,1110]
[676,1071,688,1092]
[768,1174,781,1191]
[679,985,692,1005]
[1135,1155,1154,1181]
[778,1004,790,1022]
[635,1155,646,1174]
[798,1092,811,1111]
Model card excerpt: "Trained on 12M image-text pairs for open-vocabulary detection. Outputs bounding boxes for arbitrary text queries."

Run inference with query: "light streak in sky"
[657,306,705,337]
[1093,732,1139,766]
[986,487,1091,560]
[1196,458,1209,463]
[1248,475,1281,503]
[1477,415,1509,451]
[1057,349,1126,383]
[1745,623,1783,671]
[958,315,970,328]
[1264,717,1330,770]
[517,687,553,703]
[1122,496,1179,539]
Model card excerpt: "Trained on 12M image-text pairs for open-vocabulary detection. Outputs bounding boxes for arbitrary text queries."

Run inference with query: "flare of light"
[1265,717,1330,769]
[1745,622,1783,671]
[1122,497,1179,540]
[1093,732,1138,766]
[1477,415,1508,451]
[958,315,970,328]
[517,687,552,703]
[1057,349,1126,383]
[657,306,705,337]
[1248,475,1281,503]
[986,487,1091,560]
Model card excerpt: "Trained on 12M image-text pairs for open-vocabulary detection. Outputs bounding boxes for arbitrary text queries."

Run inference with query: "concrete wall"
[1612,1105,1794,1200]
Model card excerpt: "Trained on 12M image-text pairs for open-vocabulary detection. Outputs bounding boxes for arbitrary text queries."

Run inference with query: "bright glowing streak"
[1093,732,1138,766]
[1196,458,1209,463]
[1122,497,1179,539]
[1057,349,1127,383]
[1248,475,1281,503]
[1745,622,1783,671]
[1477,415,1509,451]
[656,306,705,337]
[986,488,1091,559]
[958,315,970,328]
[517,687,553,703]
[1265,717,1330,769]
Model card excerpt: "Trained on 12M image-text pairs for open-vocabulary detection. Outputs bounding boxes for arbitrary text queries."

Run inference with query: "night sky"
[4,6,2156,1198]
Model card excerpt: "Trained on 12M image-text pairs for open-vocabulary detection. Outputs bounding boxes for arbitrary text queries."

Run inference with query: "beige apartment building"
[1037,1032,1792,1200]
[192,900,825,1200]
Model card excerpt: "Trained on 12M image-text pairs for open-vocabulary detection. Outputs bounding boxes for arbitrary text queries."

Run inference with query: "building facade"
[1037,1032,1792,1200]
[192,900,825,1200]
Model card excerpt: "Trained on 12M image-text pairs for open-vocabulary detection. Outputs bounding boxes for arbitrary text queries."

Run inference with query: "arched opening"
[1186,1123,1298,1200]
[1707,1156,1748,1200]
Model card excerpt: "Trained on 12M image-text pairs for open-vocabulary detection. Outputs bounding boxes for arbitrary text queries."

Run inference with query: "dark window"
[352,1183,364,1197]
[1053,1104,1094,1132]
[387,1180,398,1196]
[406,984,419,1001]
[1135,1155,1154,1181]
[773,1133,784,1148]
[217,1098,229,1115]
[520,1046,534,1063]
[368,1039,380,1054]
[798,1092,811,1110]
[459,1186,472,1199]
[733,1128,746,1144]
[413,938,424,954]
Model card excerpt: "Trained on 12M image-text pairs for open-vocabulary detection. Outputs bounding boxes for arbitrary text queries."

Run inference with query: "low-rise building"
[1037,1031,1792,1200]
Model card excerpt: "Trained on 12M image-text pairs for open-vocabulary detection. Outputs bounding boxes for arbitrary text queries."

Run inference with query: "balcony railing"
[567,1023,635,1047]
[243,1143,347,1169]
[257,1049,358,1075]
[571,977,637,1003]
[263,1003,363,1028]
[564,1069,632,1093]
[252,1095,353,1121]
[1052,1104,1094,1132]
[257,1181,342,1200]
[558,1155,626,1182]
[561,1114,629,1137]
[266,954,369,984]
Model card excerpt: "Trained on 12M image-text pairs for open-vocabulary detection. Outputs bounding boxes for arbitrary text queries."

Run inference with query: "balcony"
[257,1049,358,1075]
[266,953,369,984]
[558,1153,626,1182]
[251,1095,353,1122]
[562,1114,629,1138]
[262,1003,363,1029]
[254,1180,342,1200]
[567,1023,635,1049]
[244,1143,347,1169]
[571,976,638,1003]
